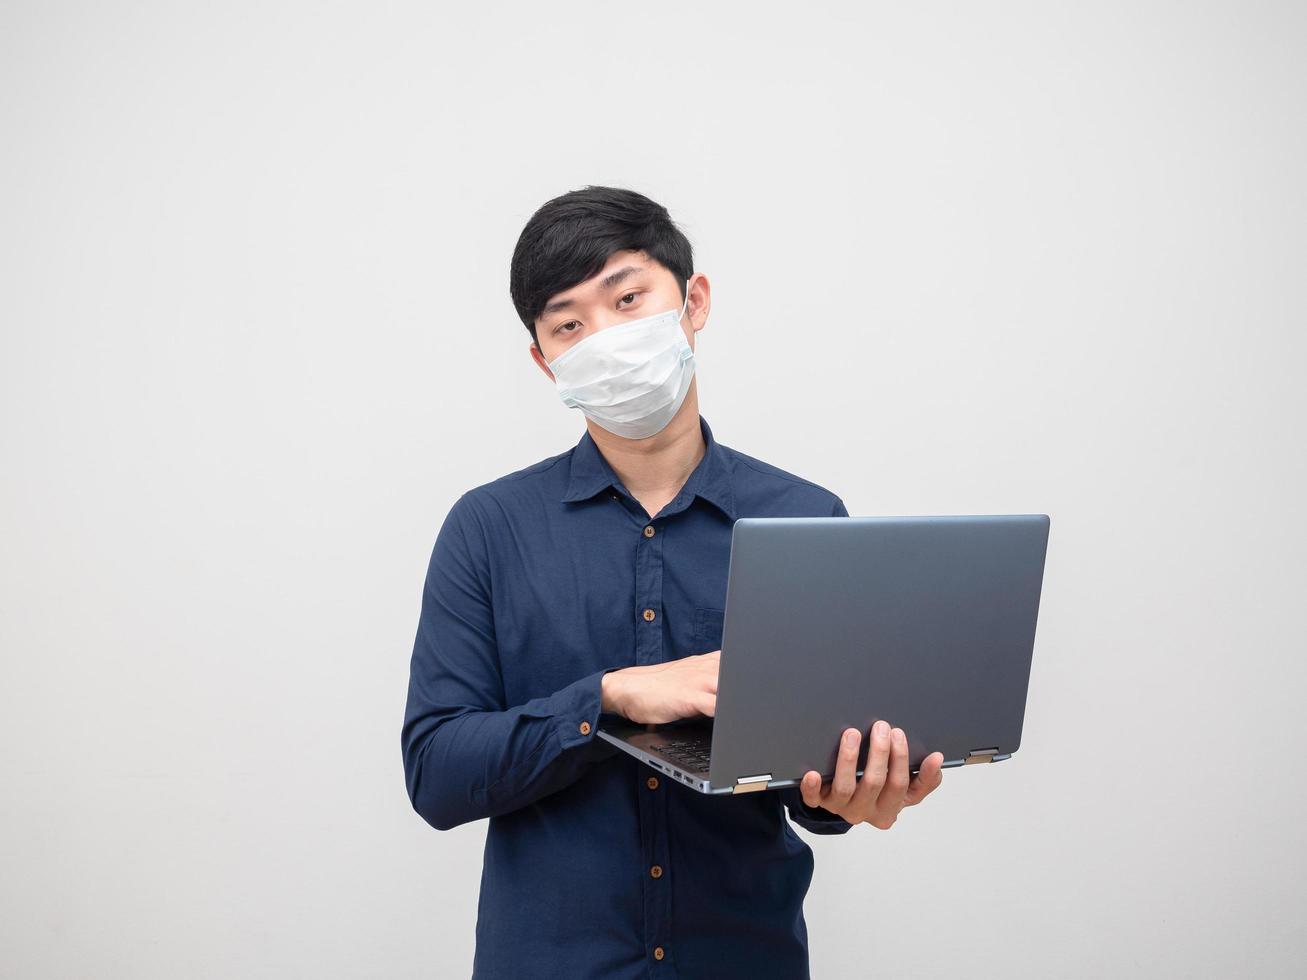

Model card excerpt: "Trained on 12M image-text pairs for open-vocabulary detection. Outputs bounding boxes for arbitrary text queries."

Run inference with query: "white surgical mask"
[545,283,695,439]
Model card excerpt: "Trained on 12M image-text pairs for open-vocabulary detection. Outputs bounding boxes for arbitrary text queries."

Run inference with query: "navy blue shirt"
[402,415,853,979]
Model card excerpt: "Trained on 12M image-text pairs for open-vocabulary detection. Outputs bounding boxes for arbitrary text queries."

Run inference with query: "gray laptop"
[596,514,1051,795]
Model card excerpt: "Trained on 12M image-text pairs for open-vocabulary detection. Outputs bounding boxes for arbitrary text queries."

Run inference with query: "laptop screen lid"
[706,514,1051,790]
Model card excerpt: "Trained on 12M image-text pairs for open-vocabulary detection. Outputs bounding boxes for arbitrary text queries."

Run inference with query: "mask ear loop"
[677,279,691,323]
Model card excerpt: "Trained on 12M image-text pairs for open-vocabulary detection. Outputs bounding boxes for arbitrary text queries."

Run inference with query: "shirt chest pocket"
[691,606,726,655]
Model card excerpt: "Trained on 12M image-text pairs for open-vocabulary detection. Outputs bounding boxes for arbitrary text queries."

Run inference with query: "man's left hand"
[798,720,945,829]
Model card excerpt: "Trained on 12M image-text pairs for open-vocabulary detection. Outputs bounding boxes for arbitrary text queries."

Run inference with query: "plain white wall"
[2,1,1303,977]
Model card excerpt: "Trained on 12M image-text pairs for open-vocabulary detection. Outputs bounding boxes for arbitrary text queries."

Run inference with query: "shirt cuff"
[554,667,621,751]
[783,788,855,835]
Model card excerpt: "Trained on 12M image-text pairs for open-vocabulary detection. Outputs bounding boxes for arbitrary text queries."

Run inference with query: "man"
[402,186,945,978]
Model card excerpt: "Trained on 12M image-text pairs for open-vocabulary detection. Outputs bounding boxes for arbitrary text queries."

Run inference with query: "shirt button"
[653,946,665,961]
[650,864,663,879]
[578,721,592,735]
[642,608,656,622]
[643,525,655,537]
[646,776,659,790]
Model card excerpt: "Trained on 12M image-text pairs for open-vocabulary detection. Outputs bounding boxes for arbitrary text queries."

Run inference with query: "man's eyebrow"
[539,266,649,318]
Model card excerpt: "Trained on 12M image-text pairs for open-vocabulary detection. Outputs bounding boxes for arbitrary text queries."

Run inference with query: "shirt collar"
[560,414,737,520]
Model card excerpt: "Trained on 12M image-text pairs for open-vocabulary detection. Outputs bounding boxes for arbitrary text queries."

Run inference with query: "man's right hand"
[601,651,719,725]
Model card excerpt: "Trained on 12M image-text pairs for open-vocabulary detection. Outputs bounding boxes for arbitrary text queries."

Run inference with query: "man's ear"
[530,340,555,381]
[686,273,711,334]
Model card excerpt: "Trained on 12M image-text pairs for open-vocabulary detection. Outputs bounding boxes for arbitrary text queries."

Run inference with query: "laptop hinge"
[964,747,1000,765]
[732,774,772,794]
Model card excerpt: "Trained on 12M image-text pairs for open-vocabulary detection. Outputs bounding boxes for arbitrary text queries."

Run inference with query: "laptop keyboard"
[649,736,712,773]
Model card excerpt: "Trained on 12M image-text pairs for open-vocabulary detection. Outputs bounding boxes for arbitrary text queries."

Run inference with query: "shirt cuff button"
[579,721,592,735]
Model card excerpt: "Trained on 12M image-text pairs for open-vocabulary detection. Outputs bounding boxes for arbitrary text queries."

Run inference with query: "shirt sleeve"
[780,493,855,835]
[401,492,621,832]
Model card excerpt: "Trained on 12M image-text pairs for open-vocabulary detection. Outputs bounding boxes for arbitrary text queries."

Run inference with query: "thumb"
[799,771,824,808]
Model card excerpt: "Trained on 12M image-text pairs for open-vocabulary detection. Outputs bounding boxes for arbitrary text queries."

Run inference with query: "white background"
[2,2,1303,977]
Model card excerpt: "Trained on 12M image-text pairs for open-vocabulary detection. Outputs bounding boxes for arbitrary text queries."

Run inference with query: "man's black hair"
[510,185,695,349]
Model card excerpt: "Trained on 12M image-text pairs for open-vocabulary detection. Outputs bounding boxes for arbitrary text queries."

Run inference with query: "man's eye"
[618,292,638,307]
[554,321,579,335]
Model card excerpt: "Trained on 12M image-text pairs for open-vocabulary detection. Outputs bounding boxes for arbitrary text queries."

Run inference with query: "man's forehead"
[538,251,655,320]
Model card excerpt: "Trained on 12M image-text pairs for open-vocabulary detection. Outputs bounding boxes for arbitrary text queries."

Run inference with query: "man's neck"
[586,392,705,518]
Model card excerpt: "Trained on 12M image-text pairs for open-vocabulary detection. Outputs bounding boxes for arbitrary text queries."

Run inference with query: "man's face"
[530,249,702,377]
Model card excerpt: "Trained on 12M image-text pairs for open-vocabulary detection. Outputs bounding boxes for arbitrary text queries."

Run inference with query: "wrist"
[601,669,627,716]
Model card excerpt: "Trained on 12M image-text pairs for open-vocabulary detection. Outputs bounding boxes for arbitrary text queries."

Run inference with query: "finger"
[697,692,717,718]
[904,751,945,806]
[799,770,824,808]
[826,727,861,808]
[866,720,891,789]
[880,727,910,810]
[848,719,891,811]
